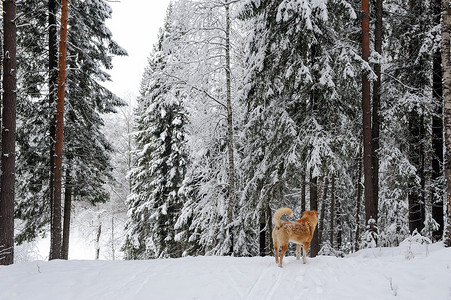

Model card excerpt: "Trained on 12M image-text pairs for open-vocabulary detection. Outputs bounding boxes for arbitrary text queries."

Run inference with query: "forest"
[1,0,451,264]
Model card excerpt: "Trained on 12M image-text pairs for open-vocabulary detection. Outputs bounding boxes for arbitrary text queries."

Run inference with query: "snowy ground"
[1,241,450,300]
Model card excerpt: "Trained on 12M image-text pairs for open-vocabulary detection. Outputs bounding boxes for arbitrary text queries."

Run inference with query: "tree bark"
[95,213,102,260]
[50,0,69,260]
[62,167,72,260]
[318,176,329,246]
[362,0,376,237]
[48,0,58,249]
[0,0,17,266]
[372,0,382,228]
[329,175,336,247]
[335,177,342,248]
[408,112,426,234]
[111,216,115,260]
[259,222,266,256]
[309,170,319,257]
[266,203,272,256]
[432,0,444,241]
[442,0,451,247]
[224,1,236,254]
[301,168,306,213]
[355,148,363,251]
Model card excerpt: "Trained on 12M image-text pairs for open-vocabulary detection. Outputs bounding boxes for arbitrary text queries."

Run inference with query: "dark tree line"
[0,0,126,265]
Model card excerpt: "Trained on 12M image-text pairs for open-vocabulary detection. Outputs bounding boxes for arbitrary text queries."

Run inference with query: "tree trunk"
[62,167,72,260]
[362,0,376,237]
[95,213,102,260]
[50,0,69,260]
[224,1,236,254]
[111,216,115,260]
[355,148,363,251]
[0,0,17,266]
[259,222,266,256]
[265,203,272,256]
[441,0,451,247]
[48,0,58,247]
[408,112,426,234]
[432,0,444,241]
[318,175,329,246]
[334,177,342,249]
[372,0,382,227]
[329,175,336,247]
[301,168,306,213]
[309,170,319,257]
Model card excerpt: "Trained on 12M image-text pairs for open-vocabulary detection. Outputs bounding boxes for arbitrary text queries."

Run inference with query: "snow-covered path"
[1,242,450,300]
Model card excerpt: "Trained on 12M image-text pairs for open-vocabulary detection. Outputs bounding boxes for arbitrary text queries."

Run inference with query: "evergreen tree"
[442,0,451,247]
[15,0,126,245]
[124,14,188,258]
[0,0,18,265]
[378,0,438,244]
[238,0,362,255]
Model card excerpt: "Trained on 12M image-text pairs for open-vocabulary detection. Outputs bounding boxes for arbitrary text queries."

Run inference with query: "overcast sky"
[103,0,172,103]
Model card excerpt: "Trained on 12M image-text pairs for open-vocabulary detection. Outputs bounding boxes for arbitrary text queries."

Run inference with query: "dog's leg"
[279,244,288,267]
[296,244,302,260]
[302,242,310,264]
[274,243,279,264]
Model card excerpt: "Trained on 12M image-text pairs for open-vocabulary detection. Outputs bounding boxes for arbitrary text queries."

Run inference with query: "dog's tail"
[273,207,293,228]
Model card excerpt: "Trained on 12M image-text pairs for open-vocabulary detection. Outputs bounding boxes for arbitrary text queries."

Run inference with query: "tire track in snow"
[245,263,272,300]
[263,267,283,300]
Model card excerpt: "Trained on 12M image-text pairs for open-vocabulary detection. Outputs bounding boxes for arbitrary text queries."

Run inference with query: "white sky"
[103,0,172,103]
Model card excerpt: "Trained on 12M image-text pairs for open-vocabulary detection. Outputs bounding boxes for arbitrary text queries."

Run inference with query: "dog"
[272,207,319,267]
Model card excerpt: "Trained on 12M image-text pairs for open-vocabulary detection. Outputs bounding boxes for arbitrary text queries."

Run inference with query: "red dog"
[272,207,318,267]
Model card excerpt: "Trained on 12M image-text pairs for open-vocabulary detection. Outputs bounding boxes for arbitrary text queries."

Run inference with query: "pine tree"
[0,0,17,265]
[431,0,444,241]
[442,0,451,247]
[49,0,69,261]
[15,0,127,247]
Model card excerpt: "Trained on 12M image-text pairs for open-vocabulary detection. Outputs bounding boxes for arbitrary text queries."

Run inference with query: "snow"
[1,242,450,300]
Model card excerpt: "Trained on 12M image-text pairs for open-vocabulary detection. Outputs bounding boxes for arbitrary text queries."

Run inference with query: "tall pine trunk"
[432,0,444,241]
[372,0,382,228]
[48,0,58,246]
[442,0,451,247]
[62,166,72,260]
[362,0,376,238]
[355,148,363,251]
[50,0,69,260]
[0,0,17,266]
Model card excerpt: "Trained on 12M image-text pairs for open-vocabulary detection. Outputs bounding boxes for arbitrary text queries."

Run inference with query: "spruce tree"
[238,0,362,255]
[124,14,188,258]
[15,0,126,245]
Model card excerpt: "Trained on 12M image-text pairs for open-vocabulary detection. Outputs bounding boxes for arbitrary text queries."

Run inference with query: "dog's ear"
[315,211,319,216]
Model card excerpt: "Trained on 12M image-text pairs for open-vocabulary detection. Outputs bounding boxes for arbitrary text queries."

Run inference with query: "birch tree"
[159,0,246,256]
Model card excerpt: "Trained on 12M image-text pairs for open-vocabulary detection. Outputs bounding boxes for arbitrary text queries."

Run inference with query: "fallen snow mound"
[1,242,450,300]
